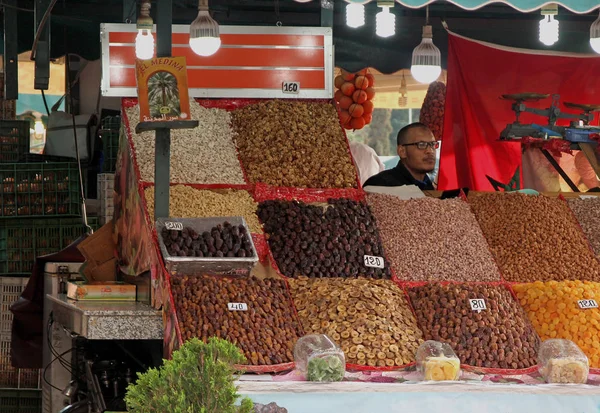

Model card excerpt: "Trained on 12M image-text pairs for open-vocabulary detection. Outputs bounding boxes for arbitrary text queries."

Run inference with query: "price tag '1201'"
[469,299,487,312]
[282,81,300,94]
[578,299,598,309]
[228,302,248,311]
[165,221,183,231]
[363,255,385,269]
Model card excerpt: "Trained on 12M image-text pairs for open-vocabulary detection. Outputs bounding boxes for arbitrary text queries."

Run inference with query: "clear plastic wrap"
[294,334,345,382]
[538,339,589,384]
[416,340,461,381]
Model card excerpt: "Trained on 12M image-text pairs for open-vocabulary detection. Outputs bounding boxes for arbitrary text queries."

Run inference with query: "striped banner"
[101,24,333,99]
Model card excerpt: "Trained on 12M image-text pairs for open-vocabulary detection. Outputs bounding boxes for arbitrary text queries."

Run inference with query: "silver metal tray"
[156,217,258,276]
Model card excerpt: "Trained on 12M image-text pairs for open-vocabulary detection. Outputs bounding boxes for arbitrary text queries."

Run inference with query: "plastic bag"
[294,334,345,382]
[538,339,589,384]
[416,340,461,381]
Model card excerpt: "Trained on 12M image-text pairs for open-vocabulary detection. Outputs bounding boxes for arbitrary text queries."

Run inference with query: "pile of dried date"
[258,198,391,279]
[171,274,303,366]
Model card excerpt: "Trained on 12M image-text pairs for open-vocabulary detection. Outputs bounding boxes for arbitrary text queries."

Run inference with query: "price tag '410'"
[363,255,384,269]
[228,303,248,311]
[469,299,487,312]
[578,299,598,309]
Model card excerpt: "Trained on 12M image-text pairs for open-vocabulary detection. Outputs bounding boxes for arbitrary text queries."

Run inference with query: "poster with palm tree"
[136,56,191,123]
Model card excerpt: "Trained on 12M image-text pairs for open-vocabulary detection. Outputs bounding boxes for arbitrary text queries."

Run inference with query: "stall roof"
[4,0,599,72]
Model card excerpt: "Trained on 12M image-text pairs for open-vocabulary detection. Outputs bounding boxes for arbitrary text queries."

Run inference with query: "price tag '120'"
[228,303,248,311]
[578,299,598,309]
[282,81,300,94]
[165,221,183,231]
[469,299,487,312]
[364,255,385,269]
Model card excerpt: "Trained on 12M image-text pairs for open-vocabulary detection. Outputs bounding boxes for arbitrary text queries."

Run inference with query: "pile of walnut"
[419,81,446,140]
[567,197,600,259]
[408,284,540,370]
[469,193,600,282]
[171,275,303,366]
[231,100,358,188]
[289,277,424,368]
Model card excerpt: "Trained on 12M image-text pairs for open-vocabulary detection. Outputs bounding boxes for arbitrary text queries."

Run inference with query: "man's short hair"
[396,122,431,146]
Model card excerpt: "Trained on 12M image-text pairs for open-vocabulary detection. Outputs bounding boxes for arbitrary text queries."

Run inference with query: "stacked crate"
[97,174,115,225]
[0,121,96,407]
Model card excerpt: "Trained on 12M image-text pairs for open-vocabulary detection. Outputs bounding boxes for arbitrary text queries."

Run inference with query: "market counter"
[237,380,600,413]
[47,294,163,340]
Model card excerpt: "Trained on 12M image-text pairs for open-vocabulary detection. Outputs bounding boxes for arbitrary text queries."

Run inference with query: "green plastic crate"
[0,121,30,164]
[0,389,42,413]
[101,116,121,173]
[0,217,98,274]
[0,163,82,217]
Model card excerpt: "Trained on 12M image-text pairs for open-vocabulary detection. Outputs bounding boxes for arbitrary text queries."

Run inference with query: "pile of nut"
[161,222,254,258]
[367,194,501,282]
[469,193,600,282]
[171,274,303,365]
[231,100,357,188]
[258,199,391,279]
[567,197,600,258]
[289,277,424,367]
[125,102,246,184]
[144,185,263,233]
[408,284,540,370]
[513,280,600,368]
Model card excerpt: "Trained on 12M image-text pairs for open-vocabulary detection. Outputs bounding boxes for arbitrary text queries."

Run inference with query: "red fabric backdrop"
[439,32,600,191]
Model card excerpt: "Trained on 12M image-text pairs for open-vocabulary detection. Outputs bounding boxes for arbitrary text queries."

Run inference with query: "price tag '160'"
[282,81,300,94]
[165,221,183,231]
[469,299,487,312]
[364,255,385,269]
[228,302,248,311]
[578,299,598,309]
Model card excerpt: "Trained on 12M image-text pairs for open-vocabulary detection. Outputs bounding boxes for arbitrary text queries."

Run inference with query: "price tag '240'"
[578,299,598,309]
[165,221,183,231]
[469,299,487,312]
[363,255,385,269]
[228,303,248,311]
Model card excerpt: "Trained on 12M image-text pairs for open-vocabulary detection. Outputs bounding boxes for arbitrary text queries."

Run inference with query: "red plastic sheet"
[253,182,364,203]
[521,137,573,157]
[439,31,600,191]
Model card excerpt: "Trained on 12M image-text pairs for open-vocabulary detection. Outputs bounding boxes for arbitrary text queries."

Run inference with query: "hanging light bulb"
[346,3,365,29]
[398,73,408,107]
[411,24,442,84]
[135,1,154,60]
[376,1,395,38]
[539,4,559,46]
[590,11,600,54]
[189,0,221,57]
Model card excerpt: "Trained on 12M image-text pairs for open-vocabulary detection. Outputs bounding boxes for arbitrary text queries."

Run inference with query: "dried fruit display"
[231,100,357,188]
[171,274,303,366]
[419,81,446,140]
[144,185,262,233]
[513,280,600,368]
[567,197,600,258]
[258,199,391,279]
[367,194,501,282]
[161,222,254,258]
[408,284,540,370]
[125,103,246,184]
[469,193,600,282]
[334,69,376,130]
[289,277,424,368]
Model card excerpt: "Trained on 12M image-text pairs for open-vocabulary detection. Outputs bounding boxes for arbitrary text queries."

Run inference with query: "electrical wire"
[47,316,73,372]
[43,347,74,393]
[41,90,51,116]
[30,0,59,61]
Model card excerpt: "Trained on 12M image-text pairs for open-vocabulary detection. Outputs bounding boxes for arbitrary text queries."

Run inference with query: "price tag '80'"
[469,299,487,311]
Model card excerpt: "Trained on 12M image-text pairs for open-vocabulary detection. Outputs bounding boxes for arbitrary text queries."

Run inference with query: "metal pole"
[123,0,137,23]
[154,0,173,220]
[34,0,51,91]
[3,0,18,100]
[320,0,334,27]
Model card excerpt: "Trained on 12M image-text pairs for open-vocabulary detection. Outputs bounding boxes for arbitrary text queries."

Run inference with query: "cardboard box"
[67,281,136,301]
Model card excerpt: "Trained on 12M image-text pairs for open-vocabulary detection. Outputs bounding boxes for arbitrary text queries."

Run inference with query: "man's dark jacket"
[363,161,434,190]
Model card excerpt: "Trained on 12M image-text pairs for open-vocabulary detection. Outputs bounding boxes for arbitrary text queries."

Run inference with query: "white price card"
[165,221,183,231]
[228,302,248,311]
[578,299,598,309]
[282,81,300,94]
[363,255,385,269]
[469,299,487,312]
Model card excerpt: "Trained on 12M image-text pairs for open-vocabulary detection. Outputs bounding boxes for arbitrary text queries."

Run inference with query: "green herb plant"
[306,354,345,382]
[125,337,254,413]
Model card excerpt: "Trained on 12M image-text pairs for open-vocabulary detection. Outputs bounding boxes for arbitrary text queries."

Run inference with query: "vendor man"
[363,122,438,190]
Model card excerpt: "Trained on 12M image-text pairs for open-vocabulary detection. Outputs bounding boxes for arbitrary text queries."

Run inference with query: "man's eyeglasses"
[402,141,440,150]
